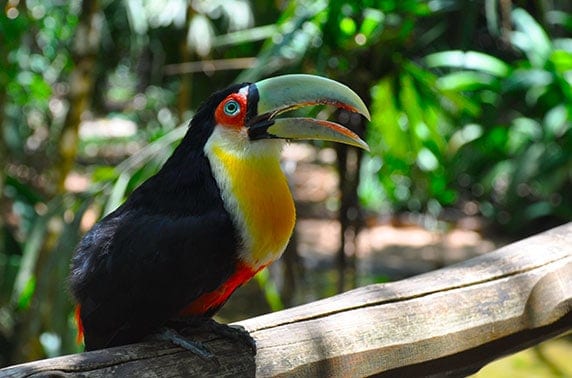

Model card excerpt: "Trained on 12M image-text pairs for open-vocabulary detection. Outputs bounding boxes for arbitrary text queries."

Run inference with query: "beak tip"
[357,139,370,152]
[359,103,371,122]
[351,100,371,122]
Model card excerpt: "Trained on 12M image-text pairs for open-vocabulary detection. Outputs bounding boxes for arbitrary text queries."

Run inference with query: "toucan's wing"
[70,201,239,350]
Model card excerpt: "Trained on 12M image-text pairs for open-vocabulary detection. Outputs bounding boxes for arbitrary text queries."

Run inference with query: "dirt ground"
[286,143,502,279]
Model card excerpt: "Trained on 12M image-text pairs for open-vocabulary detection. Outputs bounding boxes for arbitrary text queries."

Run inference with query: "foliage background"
[1,0,571,372]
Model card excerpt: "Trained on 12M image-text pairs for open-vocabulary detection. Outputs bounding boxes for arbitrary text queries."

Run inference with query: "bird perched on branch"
[69,74,370,356]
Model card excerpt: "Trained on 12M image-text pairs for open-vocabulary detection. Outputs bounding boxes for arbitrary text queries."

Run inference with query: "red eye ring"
[215,92,248,129]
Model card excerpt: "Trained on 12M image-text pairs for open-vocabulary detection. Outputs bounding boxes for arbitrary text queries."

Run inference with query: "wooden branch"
[3,223,572,377]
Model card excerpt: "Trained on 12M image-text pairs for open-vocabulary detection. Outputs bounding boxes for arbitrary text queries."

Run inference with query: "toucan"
[69,74,370,355]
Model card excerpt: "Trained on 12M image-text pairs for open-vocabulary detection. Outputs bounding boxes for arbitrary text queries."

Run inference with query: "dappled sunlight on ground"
[357,224,498,280]
[295,219,499,280]
[286,143,501,281]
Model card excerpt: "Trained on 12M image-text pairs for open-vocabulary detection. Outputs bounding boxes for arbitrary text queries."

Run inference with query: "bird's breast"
[178,261,264,316]
[205,138,295,269]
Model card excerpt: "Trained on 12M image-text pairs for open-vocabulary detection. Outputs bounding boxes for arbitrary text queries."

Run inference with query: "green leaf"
[523,201,554,221]
[103,172,131,216]
[546,10,572,31]
[417,148,439,171]
[17,277,36,310]
[508,117,542,154]
[550,49,572,73]
[339,17,356,36]
[5,175,44,204]
[511,8,552,67]
[254,268,283,312]
[437,71,497,91]
[503,69,553,92]
[213,25,279,48]
[425,50,509,77]
[92,166,119,183]
[449,123,483,153]
[360,8,384,39]
[544,105,570,138]
[506,143,545,201]
[125,0,148,35]
[187,14,214,57]
[12,197,63,306]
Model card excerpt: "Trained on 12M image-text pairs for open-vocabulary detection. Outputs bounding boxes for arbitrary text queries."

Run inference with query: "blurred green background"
[1,0,571,374]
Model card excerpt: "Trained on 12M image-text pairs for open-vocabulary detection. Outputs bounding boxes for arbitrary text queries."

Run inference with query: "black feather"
[69,83,250,350]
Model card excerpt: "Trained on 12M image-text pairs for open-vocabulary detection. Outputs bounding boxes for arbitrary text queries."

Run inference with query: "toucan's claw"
[165,317,257,355]
[151,327,214,359]
[204,320,256,355]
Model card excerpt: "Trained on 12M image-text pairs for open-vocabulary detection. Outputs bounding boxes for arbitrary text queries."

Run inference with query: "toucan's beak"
[247,75,370,151]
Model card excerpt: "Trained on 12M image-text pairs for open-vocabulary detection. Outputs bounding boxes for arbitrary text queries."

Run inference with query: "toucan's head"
[181,75,371,267]
[190,74,370,155]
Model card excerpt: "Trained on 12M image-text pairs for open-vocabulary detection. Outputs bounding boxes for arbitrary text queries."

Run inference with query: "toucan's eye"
[224,100,240,116]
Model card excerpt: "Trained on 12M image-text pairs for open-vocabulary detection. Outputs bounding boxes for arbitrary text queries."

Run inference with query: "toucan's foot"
[150,327,214,359]
[167,317,256,355]
[205,319,257,354]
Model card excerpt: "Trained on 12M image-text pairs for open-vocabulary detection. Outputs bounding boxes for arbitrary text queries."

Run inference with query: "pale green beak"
[247,74,370,151]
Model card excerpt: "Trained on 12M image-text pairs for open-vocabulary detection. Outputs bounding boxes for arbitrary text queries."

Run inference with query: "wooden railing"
[2,223,571,377]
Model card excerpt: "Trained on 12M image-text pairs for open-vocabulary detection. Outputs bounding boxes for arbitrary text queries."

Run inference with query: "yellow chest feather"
[206,137,295,268]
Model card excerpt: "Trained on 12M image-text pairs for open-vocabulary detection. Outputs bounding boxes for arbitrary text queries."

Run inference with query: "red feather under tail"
[74,305,84,345]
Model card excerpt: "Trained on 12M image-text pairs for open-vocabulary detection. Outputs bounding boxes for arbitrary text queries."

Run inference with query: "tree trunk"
[335,98,368,293]
[53,0,102,193]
